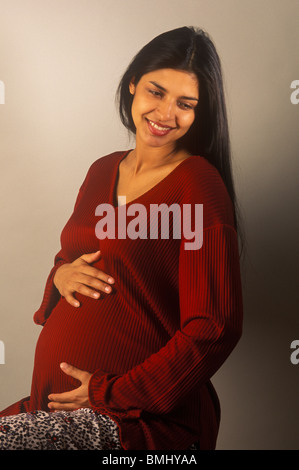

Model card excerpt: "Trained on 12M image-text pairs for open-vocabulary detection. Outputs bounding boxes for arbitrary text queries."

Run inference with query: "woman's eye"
[178,102,193,110]
[149,89,162,97]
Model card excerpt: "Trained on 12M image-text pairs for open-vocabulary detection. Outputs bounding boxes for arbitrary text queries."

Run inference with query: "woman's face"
[129,68,199,151]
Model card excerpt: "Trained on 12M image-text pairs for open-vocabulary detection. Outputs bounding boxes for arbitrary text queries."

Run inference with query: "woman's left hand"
[48,363,92,411]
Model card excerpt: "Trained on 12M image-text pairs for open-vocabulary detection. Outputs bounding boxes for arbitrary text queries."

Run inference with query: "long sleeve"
[88,223,243,416]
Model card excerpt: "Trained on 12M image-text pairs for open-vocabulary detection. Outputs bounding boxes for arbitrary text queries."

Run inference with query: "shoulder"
[179,155,225,190]
[79,150,127,186]
[177,155,235,229]
[87,151,127,174]
[74,151,127,201]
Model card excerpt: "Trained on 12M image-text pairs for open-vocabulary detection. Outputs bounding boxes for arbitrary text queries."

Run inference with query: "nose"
[156,98,176,122]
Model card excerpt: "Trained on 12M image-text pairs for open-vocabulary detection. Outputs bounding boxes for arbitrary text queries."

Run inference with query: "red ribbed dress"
[0,151,243,450]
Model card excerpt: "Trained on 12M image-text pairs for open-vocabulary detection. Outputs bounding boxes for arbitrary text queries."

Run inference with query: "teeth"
[149,120,171,131]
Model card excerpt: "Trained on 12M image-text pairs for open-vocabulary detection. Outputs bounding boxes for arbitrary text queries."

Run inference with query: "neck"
[130,136,180,175]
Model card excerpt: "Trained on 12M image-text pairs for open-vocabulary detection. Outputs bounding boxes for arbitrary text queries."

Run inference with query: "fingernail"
[60,362,68,370]
[105,286,111,293]
[108,277,114,284]
[92,292,100,298]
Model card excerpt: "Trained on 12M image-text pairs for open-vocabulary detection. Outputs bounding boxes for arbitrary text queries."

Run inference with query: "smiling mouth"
[146,119,176,136]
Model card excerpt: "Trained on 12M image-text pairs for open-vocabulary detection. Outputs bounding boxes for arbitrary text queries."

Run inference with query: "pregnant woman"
[0,26,243,450]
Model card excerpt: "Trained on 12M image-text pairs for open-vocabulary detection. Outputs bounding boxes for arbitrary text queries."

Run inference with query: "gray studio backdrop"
[0,0,298,450]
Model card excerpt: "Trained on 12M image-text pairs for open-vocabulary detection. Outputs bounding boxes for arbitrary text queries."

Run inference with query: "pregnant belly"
[29,292,163,411]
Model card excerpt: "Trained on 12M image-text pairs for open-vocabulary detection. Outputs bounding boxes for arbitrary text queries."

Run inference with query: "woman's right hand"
[53,250,115,307]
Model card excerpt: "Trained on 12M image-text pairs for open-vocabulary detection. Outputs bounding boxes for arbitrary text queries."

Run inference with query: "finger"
[75,284,101,299]
[79,250,102,265]
[48,390,74,404]
[78,266,115,285]
[64,293,81,308]
[49,402,78,412]
[62,275,112,301]
[74,275,114,296]
[64,281,108,304]
[59,362,87,382]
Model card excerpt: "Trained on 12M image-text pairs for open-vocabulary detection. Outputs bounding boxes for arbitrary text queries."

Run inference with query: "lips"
[146,118,175,136]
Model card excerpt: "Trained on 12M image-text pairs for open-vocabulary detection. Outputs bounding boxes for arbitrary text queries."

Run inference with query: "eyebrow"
[149,81,199,102]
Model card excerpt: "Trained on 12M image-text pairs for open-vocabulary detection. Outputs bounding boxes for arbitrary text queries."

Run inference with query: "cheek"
[131,96,151,124]
[179,113,196,132]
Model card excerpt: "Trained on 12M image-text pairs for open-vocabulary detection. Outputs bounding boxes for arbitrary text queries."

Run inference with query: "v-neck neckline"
[109,150,197,209]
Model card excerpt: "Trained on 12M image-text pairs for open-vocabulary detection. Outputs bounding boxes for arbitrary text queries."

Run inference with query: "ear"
[129,77,135,95]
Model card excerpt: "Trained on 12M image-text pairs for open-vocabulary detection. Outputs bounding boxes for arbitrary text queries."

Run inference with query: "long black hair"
[117,26,244,253]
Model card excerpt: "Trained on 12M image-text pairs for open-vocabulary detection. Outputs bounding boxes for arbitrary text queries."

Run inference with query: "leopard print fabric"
[0,408,199,450]
[0,408,122,450]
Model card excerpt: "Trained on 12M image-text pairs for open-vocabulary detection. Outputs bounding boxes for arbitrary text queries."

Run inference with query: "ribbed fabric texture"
[0,151,243,450]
